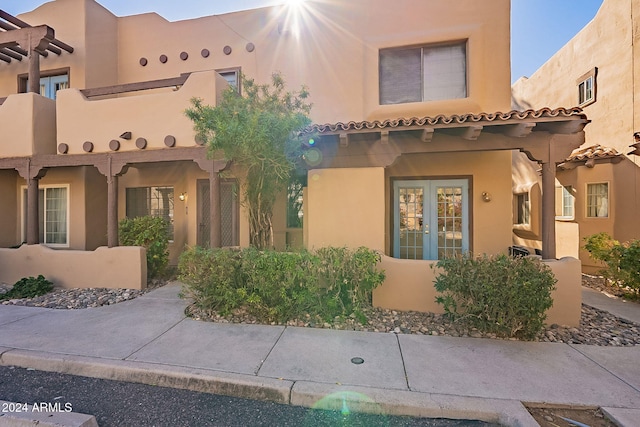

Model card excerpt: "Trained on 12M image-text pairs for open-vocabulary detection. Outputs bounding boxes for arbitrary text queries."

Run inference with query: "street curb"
[291,382,539,427]
[0,349,293,405]
[0,400,97,427]
[0,348,544,426]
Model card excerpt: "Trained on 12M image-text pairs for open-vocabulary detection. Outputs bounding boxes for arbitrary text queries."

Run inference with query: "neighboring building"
[0,0,586,325]
[512,0,640,272]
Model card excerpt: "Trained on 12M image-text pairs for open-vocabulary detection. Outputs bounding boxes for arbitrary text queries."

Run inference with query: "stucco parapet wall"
[0,93,56,157]
[56,71,223,155]
[0,245,147,290]
[373,255,582,327]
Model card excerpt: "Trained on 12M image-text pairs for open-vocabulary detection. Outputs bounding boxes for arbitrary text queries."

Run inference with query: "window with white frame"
[586,183,608,218]
[126,186,175,238]
[22,185,69,246]
[218,68,240,92]
[577,68,597,107]
[555,185,574,219]
[379,41,467,105]
[515,192,530,225]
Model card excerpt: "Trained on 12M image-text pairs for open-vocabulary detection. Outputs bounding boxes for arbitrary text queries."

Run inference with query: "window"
[22,185,69,246]
[555,185,574,219]
[379,42,467,105]
[515,193,530,225]
[286,175,306,228]
[577,68,597,107]
[20,71,69,100]
[586,183,608,218]
[218,68,240,92]
[126,187,175,238]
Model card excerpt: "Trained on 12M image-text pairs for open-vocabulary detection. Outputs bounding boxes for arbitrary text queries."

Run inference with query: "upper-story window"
[19,70,69,100]
[218,68,240,92]
[379,41,467,105]
[577,68,597,107]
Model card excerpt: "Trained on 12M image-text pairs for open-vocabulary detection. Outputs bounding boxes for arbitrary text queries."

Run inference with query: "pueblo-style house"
[0,0,587,326]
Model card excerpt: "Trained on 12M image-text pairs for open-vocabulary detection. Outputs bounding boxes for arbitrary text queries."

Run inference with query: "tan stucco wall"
[4,0,512,125]
[306,167,385,251]
[386,150,514,256]
[56,71,220,154]
[0,94,56,156]
[0,245,146,290]
[373,255,582,327]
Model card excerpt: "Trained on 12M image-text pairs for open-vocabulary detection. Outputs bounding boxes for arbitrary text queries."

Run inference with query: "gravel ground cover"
[1,275,639,346]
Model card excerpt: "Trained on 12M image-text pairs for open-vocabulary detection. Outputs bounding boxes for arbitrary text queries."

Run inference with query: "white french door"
[393,179,469,260]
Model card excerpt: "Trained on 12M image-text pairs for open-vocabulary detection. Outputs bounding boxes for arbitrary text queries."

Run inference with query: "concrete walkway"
[0,283,639,427]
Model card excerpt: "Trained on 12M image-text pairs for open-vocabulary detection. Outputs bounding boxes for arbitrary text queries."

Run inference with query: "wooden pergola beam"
[0,10,74,53]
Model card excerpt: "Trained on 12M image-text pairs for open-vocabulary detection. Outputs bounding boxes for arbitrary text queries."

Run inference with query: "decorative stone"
[180,51,188,60]
[164,135,176,147]
[82,141,94,152]
[57,143,68,154]
[201,49,210,58]
[139,57,148,66]
[159,54,168,63]
[246,42,255,52]
[223,45,232,55]
[135,137,147,149]
[109,139,120,151]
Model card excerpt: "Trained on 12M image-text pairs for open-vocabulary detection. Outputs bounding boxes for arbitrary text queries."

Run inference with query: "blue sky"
[4,0,604,83]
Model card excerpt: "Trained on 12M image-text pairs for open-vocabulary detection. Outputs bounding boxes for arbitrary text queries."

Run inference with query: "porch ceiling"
[302,107,589,167]
[0,10,74,63]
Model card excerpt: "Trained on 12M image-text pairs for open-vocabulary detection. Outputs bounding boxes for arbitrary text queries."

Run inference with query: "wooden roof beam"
[339,133,349,147]
[0,10,74,54]
[421,127,435,142]
[462,125,483,140]
[0,51,11,63]
[0,47,22,60]
[504,122,536,138]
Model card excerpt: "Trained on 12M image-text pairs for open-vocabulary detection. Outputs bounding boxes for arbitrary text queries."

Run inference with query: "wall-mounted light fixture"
[481,192,492,202]
[179,192,187,202]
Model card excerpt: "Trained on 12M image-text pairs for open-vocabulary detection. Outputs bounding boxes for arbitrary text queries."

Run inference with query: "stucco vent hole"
[58,143,68,154]
[246,43,255,52]
[82,141,94,153]
[136,138,147,149]
[223,45,232,55]
[139,57,148,66]
[109,140,120,151]
[201,49,210,58]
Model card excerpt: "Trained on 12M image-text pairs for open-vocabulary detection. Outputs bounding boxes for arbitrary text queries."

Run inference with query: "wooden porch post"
[541,161,557,260]
[209,171,221,248]
[27,47,40,94]
[26,176,40,244]
[107,174,119,247]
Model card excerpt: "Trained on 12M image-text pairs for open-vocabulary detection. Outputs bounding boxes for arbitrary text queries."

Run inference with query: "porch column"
[26,177,40,244]
[541,161,556,260]
[209,172,221,248]
[107,174,118,247]
[27,48,40,94]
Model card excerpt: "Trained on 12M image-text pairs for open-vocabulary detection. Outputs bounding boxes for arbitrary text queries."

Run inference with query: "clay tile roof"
[304,107,586,134]
[566,144,623,162]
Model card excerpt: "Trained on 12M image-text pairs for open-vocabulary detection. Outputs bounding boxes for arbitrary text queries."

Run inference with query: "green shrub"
[178,246,385,323]
[584,233,640,298]
[1,275,53,300]
[178,246,243,314]
[433,254,556,340]
[119,216,170,279]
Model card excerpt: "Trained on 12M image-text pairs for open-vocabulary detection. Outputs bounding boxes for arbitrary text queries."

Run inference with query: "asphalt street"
[0,366,497,427]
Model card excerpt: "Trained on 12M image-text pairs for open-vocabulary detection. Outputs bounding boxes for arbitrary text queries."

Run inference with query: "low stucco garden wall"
[0,245,147,290]
[372,255,582,327]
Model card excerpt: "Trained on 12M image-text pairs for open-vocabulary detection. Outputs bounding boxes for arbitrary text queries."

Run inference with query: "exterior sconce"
[179,192,187,202]
[481,192,492,202]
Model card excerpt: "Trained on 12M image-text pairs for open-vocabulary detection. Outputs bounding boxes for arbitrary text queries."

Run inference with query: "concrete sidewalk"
[0,283,639,427]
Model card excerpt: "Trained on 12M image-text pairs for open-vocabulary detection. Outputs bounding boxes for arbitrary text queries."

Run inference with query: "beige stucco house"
[512,0,640,272]
[0,0,586,325]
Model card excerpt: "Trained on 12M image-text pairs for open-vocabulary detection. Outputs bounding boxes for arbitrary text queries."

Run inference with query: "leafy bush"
[178,246,385,323]
[584,233,640,298]
[433,254,556,340]
[1,275,53,300]
[119,216,170,279]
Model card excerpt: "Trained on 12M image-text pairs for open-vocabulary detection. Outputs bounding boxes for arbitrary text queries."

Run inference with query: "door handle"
[424,224,429,234]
